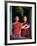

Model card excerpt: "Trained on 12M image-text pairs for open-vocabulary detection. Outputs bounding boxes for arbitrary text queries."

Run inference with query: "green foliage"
[16,6,23,17]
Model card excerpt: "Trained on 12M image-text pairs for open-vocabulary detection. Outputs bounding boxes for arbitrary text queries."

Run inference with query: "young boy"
[21,16,30,38]
[12,16,22,39]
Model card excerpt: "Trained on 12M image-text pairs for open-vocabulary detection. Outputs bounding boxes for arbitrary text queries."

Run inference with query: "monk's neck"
[15,21,18,23]
[24,21,27,23]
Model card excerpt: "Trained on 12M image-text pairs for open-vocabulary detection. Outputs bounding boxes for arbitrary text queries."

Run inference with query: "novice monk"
[12,16,22,39]
[21,16,30,38]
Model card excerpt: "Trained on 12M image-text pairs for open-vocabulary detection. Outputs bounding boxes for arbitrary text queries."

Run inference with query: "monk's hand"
[24,24,30,29]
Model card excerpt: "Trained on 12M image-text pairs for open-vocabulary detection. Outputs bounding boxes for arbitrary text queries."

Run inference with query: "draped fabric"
[21,22,30,38]
[12,22,21,38]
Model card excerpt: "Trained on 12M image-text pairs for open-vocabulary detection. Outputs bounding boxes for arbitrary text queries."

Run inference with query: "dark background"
[12,6,32,23]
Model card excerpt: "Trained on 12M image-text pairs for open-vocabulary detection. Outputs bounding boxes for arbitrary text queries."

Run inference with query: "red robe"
[12,22,21,38]
[21,22,30,38]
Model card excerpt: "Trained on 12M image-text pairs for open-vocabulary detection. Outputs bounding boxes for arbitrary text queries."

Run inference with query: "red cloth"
[12,22,21,38]
[21,22,30,38]
[21,29,30,38]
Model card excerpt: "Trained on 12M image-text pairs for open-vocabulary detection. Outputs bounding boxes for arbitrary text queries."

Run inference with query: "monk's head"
[23,16,27,22]
[15,16,19,22]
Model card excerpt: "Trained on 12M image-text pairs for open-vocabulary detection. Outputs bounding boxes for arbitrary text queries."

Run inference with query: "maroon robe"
[21,22,30,38]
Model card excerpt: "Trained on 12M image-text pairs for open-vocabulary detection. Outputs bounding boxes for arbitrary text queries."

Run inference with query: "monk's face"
[15,16,19,21]
[23,16,27,22]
